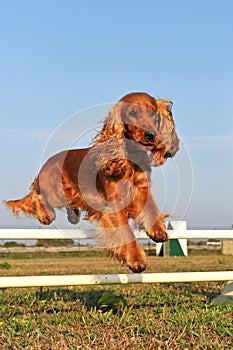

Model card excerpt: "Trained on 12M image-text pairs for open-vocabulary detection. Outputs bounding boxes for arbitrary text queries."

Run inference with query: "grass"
[0,252,233,349]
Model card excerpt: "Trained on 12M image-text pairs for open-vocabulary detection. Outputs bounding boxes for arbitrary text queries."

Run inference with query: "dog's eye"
[128,110,137,117]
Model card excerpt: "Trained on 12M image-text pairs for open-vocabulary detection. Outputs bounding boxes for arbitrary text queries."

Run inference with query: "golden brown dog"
[5,92,179,272]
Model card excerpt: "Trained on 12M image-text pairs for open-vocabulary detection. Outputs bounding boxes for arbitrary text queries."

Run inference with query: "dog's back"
[5,148,91,224]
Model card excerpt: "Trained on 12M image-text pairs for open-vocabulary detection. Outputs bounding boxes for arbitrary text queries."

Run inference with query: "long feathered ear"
[94,102,125,144]
[156,99,174,123]
[92,101,129,177]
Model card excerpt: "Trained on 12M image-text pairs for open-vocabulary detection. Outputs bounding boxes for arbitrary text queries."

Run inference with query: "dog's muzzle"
[144,130,156,142]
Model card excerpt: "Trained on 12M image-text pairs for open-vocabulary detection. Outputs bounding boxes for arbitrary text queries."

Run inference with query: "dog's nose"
[144,130,156,141]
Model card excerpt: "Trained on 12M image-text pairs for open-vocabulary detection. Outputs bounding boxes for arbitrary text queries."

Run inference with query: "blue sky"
[0,0,233,229]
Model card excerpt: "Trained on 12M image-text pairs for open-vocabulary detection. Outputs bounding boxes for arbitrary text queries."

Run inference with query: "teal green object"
[169,239,185,256]
[159,222,186,256]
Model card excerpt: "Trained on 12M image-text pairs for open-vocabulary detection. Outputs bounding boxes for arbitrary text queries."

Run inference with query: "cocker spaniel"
[5,92,179,272]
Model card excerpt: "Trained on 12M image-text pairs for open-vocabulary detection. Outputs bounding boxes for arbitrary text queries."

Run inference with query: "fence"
[0,229,233,289]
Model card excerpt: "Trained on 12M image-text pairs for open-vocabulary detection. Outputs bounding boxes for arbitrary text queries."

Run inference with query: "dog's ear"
[93,102,129,177]
[156,99,174,122]
[95,102,125,143]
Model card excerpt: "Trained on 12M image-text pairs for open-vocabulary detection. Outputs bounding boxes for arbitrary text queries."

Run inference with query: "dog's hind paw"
[67,207,80,225]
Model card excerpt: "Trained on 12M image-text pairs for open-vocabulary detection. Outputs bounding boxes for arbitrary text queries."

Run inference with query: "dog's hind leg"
[66,207,80,224]
[31,191,55,225]
[5,191,55,225]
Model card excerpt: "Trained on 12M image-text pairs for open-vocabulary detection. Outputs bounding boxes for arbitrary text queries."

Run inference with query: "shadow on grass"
[33,281,225,317]
[36,287,126,313]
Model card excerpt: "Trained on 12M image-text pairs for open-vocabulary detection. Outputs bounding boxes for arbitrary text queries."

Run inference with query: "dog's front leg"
[132,172,168,242]
[138,193,168,242]
[99,178,147,273]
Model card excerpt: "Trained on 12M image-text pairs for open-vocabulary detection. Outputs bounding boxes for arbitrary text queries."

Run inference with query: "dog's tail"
[4,193,37,218]
[4,184,55,225]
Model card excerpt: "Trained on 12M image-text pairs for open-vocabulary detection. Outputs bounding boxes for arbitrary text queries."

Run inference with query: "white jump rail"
[1,272,233,289]
[0,229,232,288]
[0,228,232,240]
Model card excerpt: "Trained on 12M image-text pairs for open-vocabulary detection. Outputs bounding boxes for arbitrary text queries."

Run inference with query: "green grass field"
[0,252,233,349]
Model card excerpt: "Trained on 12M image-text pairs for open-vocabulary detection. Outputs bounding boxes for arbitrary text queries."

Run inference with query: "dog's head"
[95,92,179,167]
[120,92,179,166]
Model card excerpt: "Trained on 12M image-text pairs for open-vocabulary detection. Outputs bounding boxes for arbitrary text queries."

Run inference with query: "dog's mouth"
[124,125,179,163]
[124,125,159,147]
[153,147,177,159]
[138,140,157,147]
[129,136,172,159]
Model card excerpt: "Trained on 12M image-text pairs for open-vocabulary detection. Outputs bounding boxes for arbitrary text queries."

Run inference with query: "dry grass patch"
[0,253,233,349]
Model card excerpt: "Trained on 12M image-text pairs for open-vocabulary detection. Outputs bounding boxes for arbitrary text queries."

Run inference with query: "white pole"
[0,229,96,240]
[168,230,233,240]
[1,271,233,288]
[0,229,232,240]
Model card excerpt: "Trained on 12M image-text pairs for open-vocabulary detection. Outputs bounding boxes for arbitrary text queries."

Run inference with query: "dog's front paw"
[126,258,147,273]
[147,216,168,242]
[110,241,147,273]
[103,159,131,178]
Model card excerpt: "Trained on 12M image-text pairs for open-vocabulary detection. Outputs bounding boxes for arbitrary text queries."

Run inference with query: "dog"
[5,92,179,272]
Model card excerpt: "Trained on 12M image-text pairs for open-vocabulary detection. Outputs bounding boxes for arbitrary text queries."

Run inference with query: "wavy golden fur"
[5,92,179,272]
